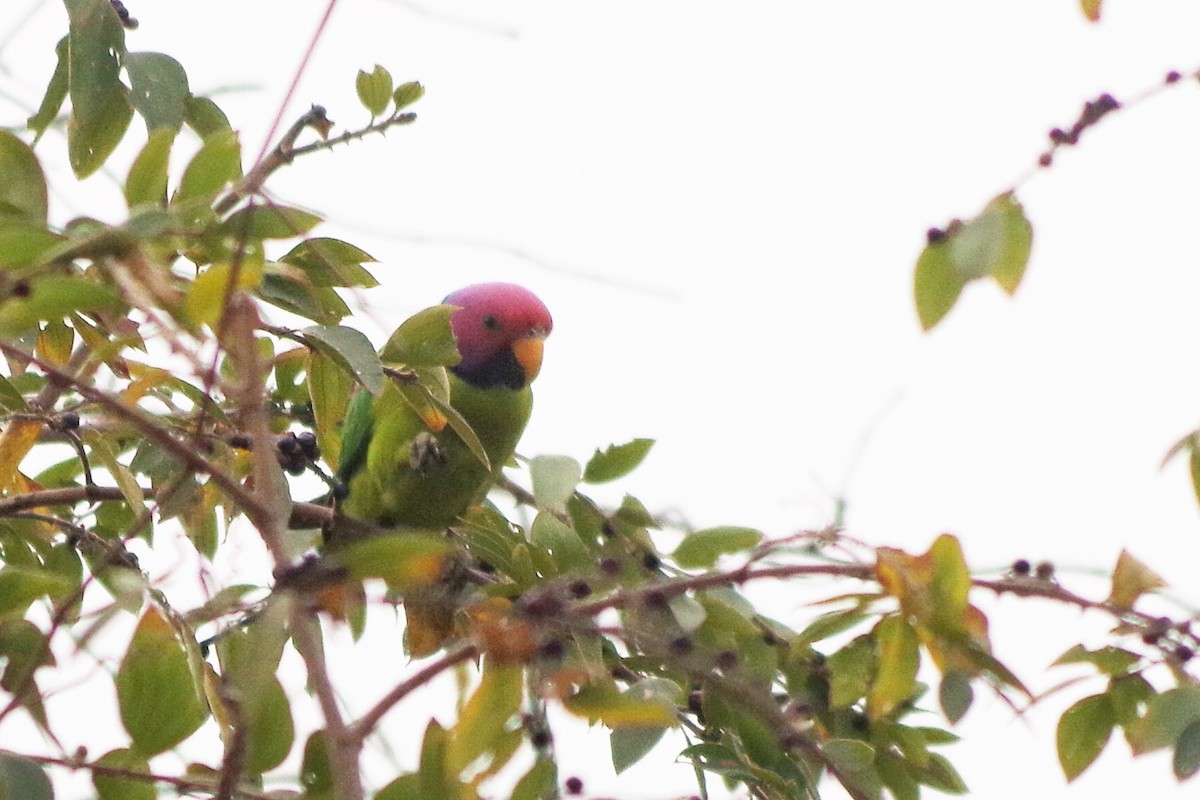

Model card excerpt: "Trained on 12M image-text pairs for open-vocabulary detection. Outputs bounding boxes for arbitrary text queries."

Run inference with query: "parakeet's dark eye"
[482,314,500,330]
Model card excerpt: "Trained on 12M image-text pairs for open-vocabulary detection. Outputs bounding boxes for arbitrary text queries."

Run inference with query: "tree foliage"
[0,2,1197,800]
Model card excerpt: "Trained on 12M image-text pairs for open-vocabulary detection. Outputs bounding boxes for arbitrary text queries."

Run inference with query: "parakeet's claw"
[409,431,447,472]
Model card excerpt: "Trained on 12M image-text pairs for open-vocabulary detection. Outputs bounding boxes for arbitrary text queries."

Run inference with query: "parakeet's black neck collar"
[450,350,527,390]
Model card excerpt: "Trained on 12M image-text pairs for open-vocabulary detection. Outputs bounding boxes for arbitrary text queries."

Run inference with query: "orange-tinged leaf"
[116,606,209,755]
[0,419,44,492]
[1107,549,1166,609]
[1079,0,1102,22]
[468,598,538,663]
[404,600,456,658]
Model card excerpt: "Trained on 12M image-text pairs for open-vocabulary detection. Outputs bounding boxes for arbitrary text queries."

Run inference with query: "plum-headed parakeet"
[336,282,553,531]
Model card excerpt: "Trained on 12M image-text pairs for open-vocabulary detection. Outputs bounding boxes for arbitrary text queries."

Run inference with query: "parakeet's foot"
[409,431,447,472]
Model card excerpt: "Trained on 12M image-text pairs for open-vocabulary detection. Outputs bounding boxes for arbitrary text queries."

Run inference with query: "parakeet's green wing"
[336,388,376,485]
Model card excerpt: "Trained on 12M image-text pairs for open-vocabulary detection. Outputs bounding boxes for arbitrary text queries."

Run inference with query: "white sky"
[7,1,1200,798]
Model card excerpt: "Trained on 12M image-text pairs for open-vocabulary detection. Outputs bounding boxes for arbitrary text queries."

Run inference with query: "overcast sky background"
[7,1,1200,798]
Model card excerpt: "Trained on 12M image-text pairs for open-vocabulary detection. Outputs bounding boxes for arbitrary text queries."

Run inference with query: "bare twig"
[349,642,477,741]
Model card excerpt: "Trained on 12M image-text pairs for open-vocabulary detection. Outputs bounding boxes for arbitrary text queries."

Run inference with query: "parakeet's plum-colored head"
[444,283,553,389]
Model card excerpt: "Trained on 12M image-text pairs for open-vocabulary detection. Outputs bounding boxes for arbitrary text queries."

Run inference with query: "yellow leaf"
[183,260,265,327]
[0,419,44,492]
[1108,549,1166,609]
[1079,0,1102,22]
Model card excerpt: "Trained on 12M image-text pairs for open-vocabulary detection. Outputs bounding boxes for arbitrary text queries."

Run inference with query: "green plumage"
[336,372,533,529]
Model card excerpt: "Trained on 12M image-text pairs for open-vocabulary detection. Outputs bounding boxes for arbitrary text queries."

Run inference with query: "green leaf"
[827,637,876,708]
[583,438,654,483]
[380,304,460,367]
[376,773,422,800]
[125,52,190,132]
[824,738,876,772]
[1052,644,1141,677]
[0,224,62,269]
[0,565,74,617]
[222,204,323,240]
[1109,673,1155,729]
[1129,686,1200,754]
[332,533,453,591]
[510,758,556,800]
[356,64,394,116]
[949,193,1032,292]
[563,684,676,728]
[673,526,764,569]
[302,324,384,396]
[869,614,919,719]
[0,752,52,800]
[124,128,175,208]
[938,670,973,724]
[913,238,964,331]
[301,730,334,797]
[116,606,209,755]
[611,725,668,774]
[174,129,241,206]
[447,658,523,774]
[1106,549,1166,609]
[243,675,296,774]
[393,81,425,110]
[1057,693,1115,781]
[183,95,232,137]
[0,131,48,222]
[0,276,123,336]
[280,237,378,288]
[258,272,350,324]
[529,454,582,513]
[27,37,69,142]
[308,350,354,471]
[1175,721,1200,779]
[915,752,968,794]
[65,0,134,177]
[530,512,591,573]
[795,604,871,646]
[93,748,155,800]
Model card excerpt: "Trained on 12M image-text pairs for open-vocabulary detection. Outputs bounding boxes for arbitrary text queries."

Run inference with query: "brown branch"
[289,610,364,800]
[0,342,276,532]
[349,642,477,742]
[16,751,278,800]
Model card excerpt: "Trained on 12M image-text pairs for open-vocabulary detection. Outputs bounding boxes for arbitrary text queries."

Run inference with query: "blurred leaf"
[183,95,232,137]
[308,350,354,471]
[914,193,1032,330]
[1106,549,1165,609]
[612,724,667,774]
[795,603,872,646]
[174,128,241,206]
[1057,693,1114,781]
[447,658,523,774]
[65,0,134,177]
[380,305,460,367]
[356,64,394,116]
[93,748,154,800]
[302,325,384,396]
[0,566,74,617]
[183,260,264,327]
[913,239,963,331]
[0,224,63,268]
[393,81,425,110]
[1175,722,1200,780]
[828,636,875,708]
[27,37,69,142]
[583,438,654,483]
[510,758,556,800]
[1080,0,1103,21]
[914,752,968,794]
[125,52,190,132]
[939,670,973,724]
[0,131,48,222]
[279,237,377,288]
[1129,686,1200,754]
[258,271,350,324]
[564,684,676,728]
[1109,673,1155,729]
[376,773,422,800]
[333,533,452,592]
[116,606,209,755]
[869,614,919,719]
[0,374,27,412]
[0,418,45,492]
[222,204,323,240]
[0,276,123,336]
[0,752,52,800]
[529,454,582,513]
[243,675,295,774]
[530,512,591,573]
[300,730,333,798]
[1053,644,1140,677]
[124,128,175,208]
[674,526,764,569]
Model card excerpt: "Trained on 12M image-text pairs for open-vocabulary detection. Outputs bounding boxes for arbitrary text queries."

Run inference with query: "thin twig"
[349,642,477,741]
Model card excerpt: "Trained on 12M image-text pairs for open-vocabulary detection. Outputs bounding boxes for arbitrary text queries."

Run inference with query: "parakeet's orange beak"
[511,332,546,384]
